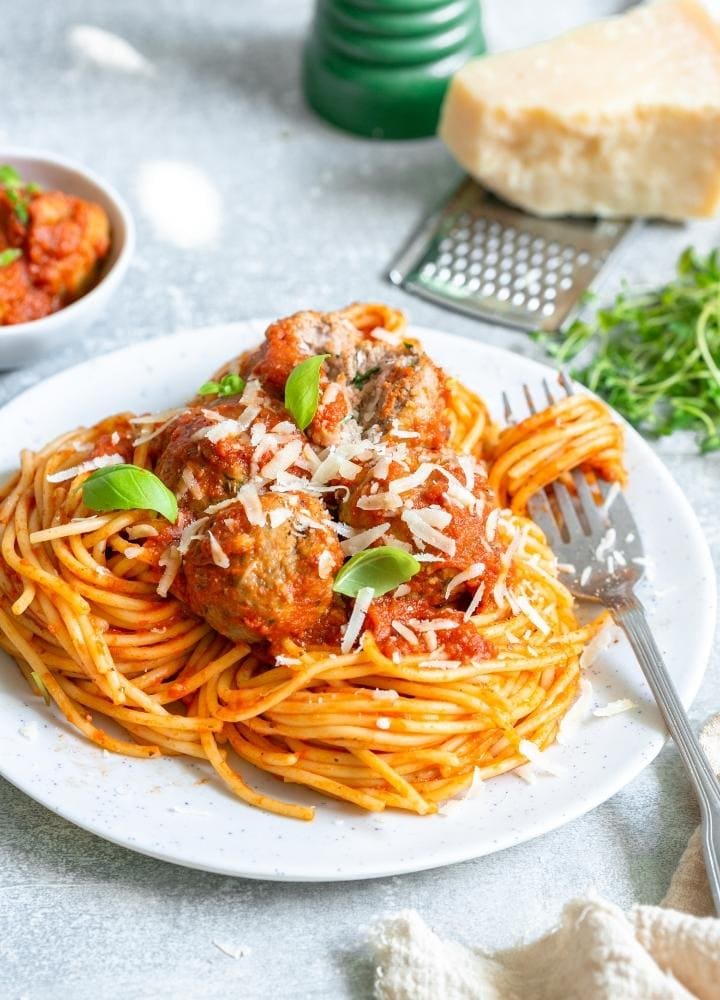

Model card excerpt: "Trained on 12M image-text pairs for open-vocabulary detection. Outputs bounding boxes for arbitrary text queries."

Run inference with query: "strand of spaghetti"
[351,748,434,814]
[57,675,221,731]
[214,658,346,722]
[0,614,162,758]
[196,689,314,821]
[226,727,300,768]
[164,643,249,701]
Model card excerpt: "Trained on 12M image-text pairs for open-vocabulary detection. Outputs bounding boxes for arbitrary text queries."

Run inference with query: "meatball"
[26,190,110,302]
[182,492,344,644]
[236,307,452,450]
[341,449,502,609]
[0,258,57,325]
[355,345,451,450]
[154,394,306,517]
[240,309,362,396]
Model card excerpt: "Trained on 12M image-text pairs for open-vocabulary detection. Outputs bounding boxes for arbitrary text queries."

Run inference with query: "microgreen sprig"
[534,247,720,453]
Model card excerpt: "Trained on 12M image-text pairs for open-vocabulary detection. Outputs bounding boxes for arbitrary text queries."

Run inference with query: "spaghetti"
[0,304,624,820]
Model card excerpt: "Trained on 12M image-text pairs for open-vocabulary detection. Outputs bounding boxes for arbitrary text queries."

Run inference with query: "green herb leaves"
[82,464,178,522]
[534,247,720,453]
[0,164,36,224]
[0,248,21,268]
[197,372,245,397]
[350,366,380,389]
[285,355,329,430]
[333,546,420,598]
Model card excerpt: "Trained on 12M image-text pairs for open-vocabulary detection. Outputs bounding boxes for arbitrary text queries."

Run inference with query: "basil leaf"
[285,354,329,430]
[197,372,245,397]
[333,546,420,598]
[82,464,178,523]
[0,248,21,268]
[6,188,28,224]
[0,164,23,189]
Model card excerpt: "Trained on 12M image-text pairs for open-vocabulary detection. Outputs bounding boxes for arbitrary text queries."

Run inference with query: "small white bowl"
[0,149,135,369]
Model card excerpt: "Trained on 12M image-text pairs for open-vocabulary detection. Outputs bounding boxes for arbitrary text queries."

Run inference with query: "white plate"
[0,322,715,881]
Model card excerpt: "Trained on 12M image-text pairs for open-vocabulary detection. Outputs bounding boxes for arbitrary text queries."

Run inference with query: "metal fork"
[504,375,720,915]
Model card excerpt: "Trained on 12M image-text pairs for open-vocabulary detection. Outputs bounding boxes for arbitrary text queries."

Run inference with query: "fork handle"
[611,596,720,915]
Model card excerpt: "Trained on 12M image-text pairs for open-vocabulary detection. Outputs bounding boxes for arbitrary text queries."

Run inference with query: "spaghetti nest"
[0,311,623,820]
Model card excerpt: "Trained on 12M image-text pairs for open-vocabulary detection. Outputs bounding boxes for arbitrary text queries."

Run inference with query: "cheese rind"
[439,0,720,220]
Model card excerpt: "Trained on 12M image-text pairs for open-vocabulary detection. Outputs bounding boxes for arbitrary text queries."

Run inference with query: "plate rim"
[0,320,715,881]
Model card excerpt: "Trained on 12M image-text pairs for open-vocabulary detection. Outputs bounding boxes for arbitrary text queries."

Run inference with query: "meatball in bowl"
[0,150,134,368]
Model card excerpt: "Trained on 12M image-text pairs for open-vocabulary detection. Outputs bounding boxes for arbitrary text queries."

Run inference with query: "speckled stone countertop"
[1,2,718,998]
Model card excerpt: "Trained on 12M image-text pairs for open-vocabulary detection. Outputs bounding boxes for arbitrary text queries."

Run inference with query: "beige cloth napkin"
[370,715,720,1000]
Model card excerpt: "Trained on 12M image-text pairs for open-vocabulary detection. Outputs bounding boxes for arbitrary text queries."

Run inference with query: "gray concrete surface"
[0,2,718,997]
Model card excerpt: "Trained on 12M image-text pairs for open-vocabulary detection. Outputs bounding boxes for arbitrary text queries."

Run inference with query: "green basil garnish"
[0,248,21,268]
[82,464,178,523]
[285,355,329,430]
[197,372,245,397]
[333,546,420,598]
[0,165,31,223]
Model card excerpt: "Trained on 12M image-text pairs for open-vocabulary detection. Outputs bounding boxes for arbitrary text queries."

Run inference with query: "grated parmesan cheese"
[357,492,403,511]
[438,766,484,815]
[595,527,617,560]
[593,698,636,718]
[408,618,458,632]
[157,545,181,597]
[463,582,486,621]
[46,453,124,484]
[391,620,419,646]
[445,562,485,599]
[580,622,623,669]
[375,717,391,730]
[318,550,335,579]
[341,586,374,654]
[126,523,158,540]
[401,509,456,556]
[341,523,390,556]
[485,508,500,542]
[515,594,551,636]
[268,507,292,529]
[177,517,209,554]
[517,738,564,779]
[260,440,303,479]
[238,483,265,526]
[208,531,230,569]
[370,327,401,346]
[180,466,203,500]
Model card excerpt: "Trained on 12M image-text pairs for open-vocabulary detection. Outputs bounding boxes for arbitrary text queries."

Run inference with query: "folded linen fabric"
[370,714,720,1000]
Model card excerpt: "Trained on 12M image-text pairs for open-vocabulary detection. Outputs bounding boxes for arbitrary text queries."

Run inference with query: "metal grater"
[388,177,633,332]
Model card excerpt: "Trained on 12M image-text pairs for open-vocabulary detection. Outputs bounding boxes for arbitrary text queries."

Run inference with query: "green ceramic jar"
[303,0,485,139]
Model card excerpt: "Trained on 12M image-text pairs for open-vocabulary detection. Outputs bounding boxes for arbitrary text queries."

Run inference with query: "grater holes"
[526,297,541,312]
[496,287,511,302]
[559,277,573,291]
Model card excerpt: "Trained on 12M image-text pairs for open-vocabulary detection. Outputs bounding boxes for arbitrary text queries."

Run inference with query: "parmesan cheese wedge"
[439,0,720,220]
